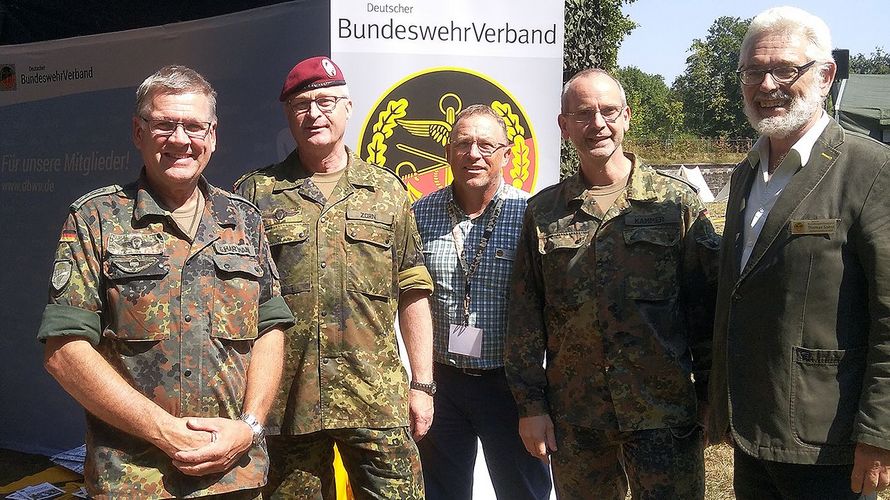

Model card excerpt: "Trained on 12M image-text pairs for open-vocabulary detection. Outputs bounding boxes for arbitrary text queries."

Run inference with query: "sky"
[617,0,890,85]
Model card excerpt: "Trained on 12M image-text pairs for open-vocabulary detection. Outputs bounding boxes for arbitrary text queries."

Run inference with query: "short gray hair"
[561,68,627,112]
[740,7,834,67]
[135,65,218,121]
[449,104,509,143]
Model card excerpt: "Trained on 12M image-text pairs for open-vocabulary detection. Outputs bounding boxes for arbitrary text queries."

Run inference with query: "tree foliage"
[616,66,684,139]
[672,16,754,139]
[561,0,638,177]
[564,0,638,77]
[849,47,890,74]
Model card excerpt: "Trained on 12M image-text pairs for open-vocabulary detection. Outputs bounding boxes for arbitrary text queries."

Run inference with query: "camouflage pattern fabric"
[505,154,720,431]
[234,148,431,498]
[37,172,291,499]
[551,422,704,499]
[265,428,423,499]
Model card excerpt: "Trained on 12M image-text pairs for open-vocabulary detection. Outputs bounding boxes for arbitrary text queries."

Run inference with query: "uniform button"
[732,293,742,301]
[321,311,327,317]
[299,232,306,238]
[320,262,327,268]
[184,314,192,322]
[224,263,231,270]
[321,217,328,224]
[184,369,192,377]
[322,358,329,365]
[350,230,357,237]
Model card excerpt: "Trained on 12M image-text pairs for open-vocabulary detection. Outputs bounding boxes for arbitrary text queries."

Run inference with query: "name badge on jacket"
[790,218,839,236]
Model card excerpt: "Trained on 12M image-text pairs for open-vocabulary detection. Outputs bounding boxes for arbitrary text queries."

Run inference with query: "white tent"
[676,165,715,202]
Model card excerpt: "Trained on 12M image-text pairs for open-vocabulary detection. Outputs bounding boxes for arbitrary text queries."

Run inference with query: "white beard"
[745,78,825,139]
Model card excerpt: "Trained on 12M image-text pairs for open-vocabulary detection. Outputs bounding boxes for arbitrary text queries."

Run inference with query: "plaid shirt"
[413,182,529,369]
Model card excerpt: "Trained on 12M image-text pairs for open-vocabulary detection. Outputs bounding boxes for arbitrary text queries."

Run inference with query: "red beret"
[279,56,347,102]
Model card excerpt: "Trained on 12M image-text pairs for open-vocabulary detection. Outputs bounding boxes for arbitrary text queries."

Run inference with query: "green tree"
[672,16,754,138]
[561,0,638,177]
[616,66,684,138]
[849,47,890,74]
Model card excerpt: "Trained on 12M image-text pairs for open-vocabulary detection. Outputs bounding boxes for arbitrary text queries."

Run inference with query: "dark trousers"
[416,363,552,500]
[733,447,876,500]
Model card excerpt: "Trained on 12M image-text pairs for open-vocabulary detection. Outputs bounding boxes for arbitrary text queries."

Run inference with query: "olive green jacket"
[709,119,890,464]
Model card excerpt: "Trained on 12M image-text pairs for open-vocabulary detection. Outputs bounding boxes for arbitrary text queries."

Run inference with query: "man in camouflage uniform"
[505,69,719,499]
[38,65,293,499]
[234,56,435,499]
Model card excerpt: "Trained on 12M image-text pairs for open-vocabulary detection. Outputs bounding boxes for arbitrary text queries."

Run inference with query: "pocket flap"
[266,222,309,246]
[105,255,169,279]
[539,231,586,254]
[213,254,264,278]
[347,221,393,249]
[624,226,680,247]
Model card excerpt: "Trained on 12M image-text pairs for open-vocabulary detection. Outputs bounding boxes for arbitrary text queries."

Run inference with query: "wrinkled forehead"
[452,114,507,142]
[741,32,809,66]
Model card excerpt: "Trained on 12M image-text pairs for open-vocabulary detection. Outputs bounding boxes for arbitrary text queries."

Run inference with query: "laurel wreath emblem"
[365,98,409,166]
[492,101,530,188]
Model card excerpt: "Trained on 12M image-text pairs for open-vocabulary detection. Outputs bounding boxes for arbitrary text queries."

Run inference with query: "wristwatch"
[239,413,265,446]
[410,380,437,396]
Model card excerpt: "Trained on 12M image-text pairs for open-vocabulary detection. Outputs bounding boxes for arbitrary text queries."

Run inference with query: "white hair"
[740,6,834,66]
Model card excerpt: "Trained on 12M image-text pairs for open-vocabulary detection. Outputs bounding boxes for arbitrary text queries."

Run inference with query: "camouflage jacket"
[505,156,720,431]
[235,148,433,435]
[37,173,293,499]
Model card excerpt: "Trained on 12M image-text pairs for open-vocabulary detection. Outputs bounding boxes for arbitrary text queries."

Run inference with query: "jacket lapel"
[738,121,843,282]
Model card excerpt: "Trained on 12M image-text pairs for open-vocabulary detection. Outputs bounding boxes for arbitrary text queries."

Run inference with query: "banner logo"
[358,67,538,200]
[1,65,16,91]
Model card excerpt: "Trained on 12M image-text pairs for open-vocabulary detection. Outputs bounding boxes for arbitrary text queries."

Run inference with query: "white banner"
[332,0,564,198]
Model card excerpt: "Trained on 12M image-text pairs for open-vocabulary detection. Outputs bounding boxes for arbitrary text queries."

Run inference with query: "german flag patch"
[60,229,77,243]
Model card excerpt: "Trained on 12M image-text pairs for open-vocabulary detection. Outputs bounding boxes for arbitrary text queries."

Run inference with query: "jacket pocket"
[211,254,262,340]
[623,225,680,299]
[346,219,395,299]
[103,254,171,340]
[265,221,311,295]
[539,230,589,305]
[791,346,865,446]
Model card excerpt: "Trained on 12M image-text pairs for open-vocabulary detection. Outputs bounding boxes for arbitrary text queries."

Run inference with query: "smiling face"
[285,86,352,155]
[558,72,631,164]
[740,32,834,139]
[133,91,216,196]
[446,113,511,195]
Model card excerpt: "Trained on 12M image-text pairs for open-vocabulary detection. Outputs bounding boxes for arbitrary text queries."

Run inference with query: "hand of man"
[851,442,890,495]
[518,414,557,463]
[155,417,214,458]
[171,417,254,476]
[409,389,434,441]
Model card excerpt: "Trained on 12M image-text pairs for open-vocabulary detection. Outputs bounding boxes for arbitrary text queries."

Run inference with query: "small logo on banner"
[0,65,16,91]
[358,67,538,200]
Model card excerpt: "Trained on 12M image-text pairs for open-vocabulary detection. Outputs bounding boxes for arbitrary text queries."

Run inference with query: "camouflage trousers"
[264,427,424,500]
[551,422,704,500]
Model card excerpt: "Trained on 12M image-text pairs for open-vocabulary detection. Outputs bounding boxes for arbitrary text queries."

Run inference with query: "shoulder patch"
[655,169,699,193]
[70,184,123,211]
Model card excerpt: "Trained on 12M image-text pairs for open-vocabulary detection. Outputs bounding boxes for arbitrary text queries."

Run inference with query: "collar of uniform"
[133,172,234,227]
[273,146,375,192]
[343,147,378,190]
[624,154,659,203]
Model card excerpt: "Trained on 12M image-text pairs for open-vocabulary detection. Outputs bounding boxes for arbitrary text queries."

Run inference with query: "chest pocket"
[265,219,311,295]
[623,225,681,300]
[539,229,593,305]
[346,211,395,299]
[211,254,262,340]
[103,250,170,341]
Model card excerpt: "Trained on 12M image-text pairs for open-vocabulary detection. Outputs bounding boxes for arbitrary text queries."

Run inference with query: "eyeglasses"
[140,117,213,139]
[736,61,817,86]
[451,140,510,158]
[562,106,626,124]
[287,96,348,115]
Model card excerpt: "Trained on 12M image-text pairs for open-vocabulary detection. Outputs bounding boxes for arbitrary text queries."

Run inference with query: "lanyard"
[447,191,506,325]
